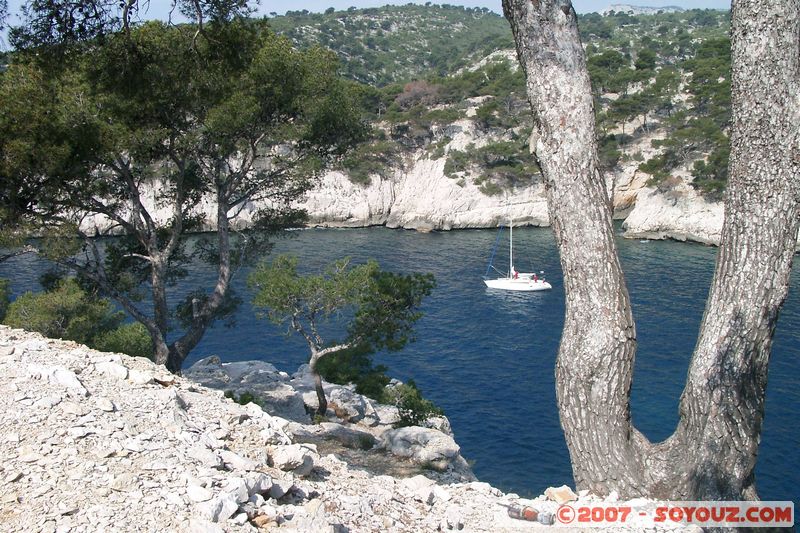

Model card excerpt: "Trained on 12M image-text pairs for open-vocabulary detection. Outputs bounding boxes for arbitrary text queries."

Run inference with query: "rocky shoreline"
[0,326,700,532]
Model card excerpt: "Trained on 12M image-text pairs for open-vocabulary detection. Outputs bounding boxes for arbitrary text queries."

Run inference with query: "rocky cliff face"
[297,120,724,243]
[607,129,725,244]
[299,120,550,232]
[81,117,726,245]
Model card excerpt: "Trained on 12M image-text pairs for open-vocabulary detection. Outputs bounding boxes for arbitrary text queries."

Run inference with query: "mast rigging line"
[484,225,505,278]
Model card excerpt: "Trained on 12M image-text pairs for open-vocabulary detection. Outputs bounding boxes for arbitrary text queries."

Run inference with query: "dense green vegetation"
[272,5,731,197]
[249,255,435,417]
[0,6,366,372]
[382,379,444,428]
[269,4,512,86]
[2,277,154,358]
[584,10,731,196]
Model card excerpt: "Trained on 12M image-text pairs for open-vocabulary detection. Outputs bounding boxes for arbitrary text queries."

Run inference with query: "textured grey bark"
[502,0,799,499]
[669,0,800,500]
[164,186,237,373]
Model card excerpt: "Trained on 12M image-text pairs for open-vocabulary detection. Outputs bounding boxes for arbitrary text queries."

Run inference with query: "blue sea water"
[1,227,798,504]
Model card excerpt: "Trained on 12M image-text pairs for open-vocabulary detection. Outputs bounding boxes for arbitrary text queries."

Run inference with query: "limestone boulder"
[379,427,461,471]
[183,356,231,389]
[269,443,319,477]
[326,385,380,425]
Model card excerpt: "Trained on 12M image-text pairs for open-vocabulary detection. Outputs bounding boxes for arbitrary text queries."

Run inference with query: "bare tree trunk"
[152,336,170,367]
[309,353,328,417]
[167,186,234,372]
[503,0,799,499]
[150,257,172,367]
[503,0,646,496]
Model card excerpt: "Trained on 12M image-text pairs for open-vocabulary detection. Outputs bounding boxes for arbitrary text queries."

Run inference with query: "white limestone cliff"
[80,116,728,245]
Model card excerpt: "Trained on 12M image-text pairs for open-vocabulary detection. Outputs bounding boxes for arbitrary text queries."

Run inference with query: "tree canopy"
[1,9,367,371]
[249,255,434,415]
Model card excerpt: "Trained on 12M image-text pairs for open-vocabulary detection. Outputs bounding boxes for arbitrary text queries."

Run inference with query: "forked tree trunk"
[165,188,235,373]
[502,0,799,499]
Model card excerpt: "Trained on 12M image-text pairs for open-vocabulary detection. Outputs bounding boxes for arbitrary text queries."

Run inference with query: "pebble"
[61,401,88,416]
[223,477,249,504]
[110,473,140,492]
[245,472,272,497]
[128,369,154,385]
[269,478,294,500]
[51,368,89,396]
[19,452,43,463]
[4,471,23,483]
[187,518,224,533]
[95,361,129,380]
[218,449,257,472]
[96,398,116,412]
[186,484,213,503]
[0,345,15,356]
[34,395,62,409]
[188,446,222,469]
[68,426,93,439]
[198,493,239,522]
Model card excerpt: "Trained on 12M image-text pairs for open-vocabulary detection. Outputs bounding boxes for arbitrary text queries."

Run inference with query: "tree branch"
[0,245,36,264]
[121,0,136,36]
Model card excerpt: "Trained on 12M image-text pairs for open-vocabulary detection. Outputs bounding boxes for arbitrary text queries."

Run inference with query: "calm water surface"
[2,227,797,504]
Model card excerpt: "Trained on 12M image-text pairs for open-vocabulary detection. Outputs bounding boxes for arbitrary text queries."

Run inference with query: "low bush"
[93,322,154,360]
[3,277,153,359]
[381,379,444,428]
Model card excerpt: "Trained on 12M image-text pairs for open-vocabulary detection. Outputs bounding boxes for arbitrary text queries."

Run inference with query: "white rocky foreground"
[0,326,699,532]
[181,356,475,479]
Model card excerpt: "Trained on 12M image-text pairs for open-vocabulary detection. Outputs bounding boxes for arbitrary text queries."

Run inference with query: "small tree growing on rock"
[249,255,435,417]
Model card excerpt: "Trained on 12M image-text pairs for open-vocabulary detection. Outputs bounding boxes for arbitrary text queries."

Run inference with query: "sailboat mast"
[509,216,513,277]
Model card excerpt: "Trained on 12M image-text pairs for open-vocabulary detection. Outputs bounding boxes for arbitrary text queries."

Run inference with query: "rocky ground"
[0,326,700,532]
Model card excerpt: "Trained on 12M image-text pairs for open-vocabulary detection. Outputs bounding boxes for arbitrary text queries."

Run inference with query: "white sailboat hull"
[484,277,552,292]
[484,216,552,292]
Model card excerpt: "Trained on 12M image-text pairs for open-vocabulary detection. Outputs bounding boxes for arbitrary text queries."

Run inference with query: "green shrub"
[3,277,154,360]
[381,379,444,428]
[317,343,391,400]
[224,390,264,407]
[479,181,503,196]
[598,135,622,170]
[444,149,469,177]
[426,139,449,159]
[0,279,9,322]
[4,278,123,345]
[639,155,671,182]
[423,107,462,124]
[93,322,154,360]
[691,143,729,199]
[340,139,403,185]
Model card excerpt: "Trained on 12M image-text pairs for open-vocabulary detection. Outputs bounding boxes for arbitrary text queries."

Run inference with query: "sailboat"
[483,217,552,292]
